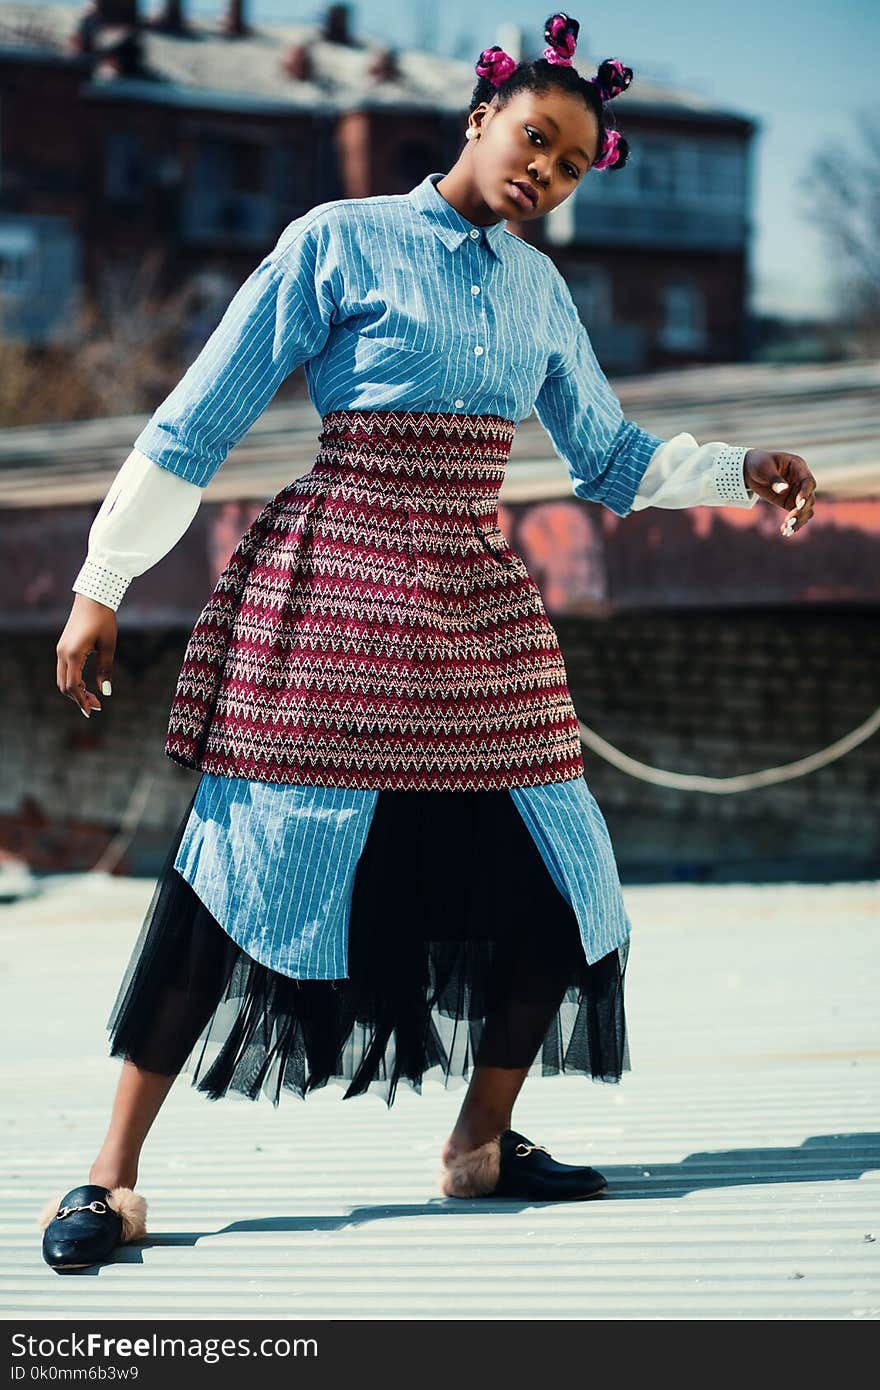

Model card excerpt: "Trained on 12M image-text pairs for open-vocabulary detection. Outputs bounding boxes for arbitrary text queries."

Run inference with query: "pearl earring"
[465,127,477,140]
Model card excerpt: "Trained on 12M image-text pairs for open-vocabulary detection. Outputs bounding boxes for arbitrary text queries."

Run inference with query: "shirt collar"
[406,172,510,260]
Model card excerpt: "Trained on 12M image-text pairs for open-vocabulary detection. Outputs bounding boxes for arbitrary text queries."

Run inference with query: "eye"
[525,126,581,179]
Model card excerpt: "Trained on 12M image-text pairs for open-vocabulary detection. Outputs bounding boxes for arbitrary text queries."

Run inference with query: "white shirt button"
[454,398,464,408]
[469,228,480,240]
[473,345,484,356]
[471,285,480,296]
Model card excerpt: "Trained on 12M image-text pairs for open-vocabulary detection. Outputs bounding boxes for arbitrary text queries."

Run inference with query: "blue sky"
[25,0,880,318]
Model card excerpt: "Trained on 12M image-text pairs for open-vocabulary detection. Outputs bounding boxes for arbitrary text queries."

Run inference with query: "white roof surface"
[2,872,878,1318]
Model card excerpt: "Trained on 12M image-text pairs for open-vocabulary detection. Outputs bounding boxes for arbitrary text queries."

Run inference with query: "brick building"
[0,1,757,370]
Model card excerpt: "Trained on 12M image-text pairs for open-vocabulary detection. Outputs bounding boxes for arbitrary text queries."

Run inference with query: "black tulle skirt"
[106,780,631,1107]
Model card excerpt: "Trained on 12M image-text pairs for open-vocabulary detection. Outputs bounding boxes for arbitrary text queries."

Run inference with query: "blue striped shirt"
[137,172,662,978]
[172,774,633,976]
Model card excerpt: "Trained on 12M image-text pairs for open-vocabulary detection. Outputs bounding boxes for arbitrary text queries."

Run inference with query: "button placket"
[473,280,487,358]
[458,233,488,408]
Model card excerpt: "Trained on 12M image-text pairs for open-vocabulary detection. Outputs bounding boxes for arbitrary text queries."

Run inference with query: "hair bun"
[475,45,518,87]
[542,12,579,66]
[595,129,631,171]
[589,58,633,104]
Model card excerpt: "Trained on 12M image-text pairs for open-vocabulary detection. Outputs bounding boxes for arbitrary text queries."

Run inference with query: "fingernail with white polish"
[101,680,112,696]
[796,498,805,509]
[772,481,789,493]
[81,708,90,718]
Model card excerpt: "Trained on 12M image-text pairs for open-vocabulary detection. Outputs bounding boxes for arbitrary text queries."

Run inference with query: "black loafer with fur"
[439,1128,608,1202]
[38,1184,148,1271]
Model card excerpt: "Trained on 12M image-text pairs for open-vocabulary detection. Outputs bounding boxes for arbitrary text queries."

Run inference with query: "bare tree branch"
[798,104,880,345]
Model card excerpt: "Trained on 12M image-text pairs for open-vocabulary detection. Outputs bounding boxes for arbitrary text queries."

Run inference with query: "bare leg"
[439,884,584,1167]
[442,981,566,1162]
[88,1059,178,1190]
[441,1063,529,1164]
[90,912,233,1191]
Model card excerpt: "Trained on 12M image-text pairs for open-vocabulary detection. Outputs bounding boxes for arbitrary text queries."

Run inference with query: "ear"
[473,100,494,131]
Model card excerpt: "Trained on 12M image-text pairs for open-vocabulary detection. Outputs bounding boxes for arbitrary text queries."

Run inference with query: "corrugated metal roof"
[2,874,878,1318]
[0,358,877,510]
[0,3,753,120]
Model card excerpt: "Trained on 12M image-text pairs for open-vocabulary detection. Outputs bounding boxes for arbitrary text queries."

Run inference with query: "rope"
[577,704,880,794]
[82,705,880,870]
[90,766,157,874]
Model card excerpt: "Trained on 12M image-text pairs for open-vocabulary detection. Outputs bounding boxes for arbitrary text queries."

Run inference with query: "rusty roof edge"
[1,361,878,505]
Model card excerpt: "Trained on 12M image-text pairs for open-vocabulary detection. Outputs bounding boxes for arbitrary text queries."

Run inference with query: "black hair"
[467,14,631,172]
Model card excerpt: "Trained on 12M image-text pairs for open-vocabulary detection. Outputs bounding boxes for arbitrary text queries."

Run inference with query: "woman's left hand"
[743,450,817,537]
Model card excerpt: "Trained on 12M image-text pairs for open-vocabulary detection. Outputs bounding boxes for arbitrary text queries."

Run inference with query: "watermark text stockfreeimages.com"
[10,1331,317,1367]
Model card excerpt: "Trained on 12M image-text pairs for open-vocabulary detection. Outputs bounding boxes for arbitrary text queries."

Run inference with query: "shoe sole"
[528,1188,608,1202]
[477,1181,609,1202]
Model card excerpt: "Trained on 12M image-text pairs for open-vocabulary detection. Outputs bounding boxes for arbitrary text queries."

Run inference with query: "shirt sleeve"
[631,437,759,510]
[71,449,202,610]
[532,270,667,517]
[131,209,340,488]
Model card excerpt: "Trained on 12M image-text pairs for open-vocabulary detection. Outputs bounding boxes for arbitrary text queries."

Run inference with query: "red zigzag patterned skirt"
[165,408,586,792]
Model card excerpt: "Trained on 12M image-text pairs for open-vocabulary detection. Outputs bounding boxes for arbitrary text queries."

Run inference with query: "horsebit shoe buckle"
[514,1143,550,1158]
[55,1200,108,1219]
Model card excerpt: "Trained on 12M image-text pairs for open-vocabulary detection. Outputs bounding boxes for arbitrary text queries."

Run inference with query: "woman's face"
[471,87,599,222]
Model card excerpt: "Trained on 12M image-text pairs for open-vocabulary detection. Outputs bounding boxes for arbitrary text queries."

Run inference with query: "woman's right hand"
[56,593,118,719]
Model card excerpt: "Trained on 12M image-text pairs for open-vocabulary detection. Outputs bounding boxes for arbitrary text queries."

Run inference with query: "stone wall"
[556,605,880,881]
[2,607,878,879]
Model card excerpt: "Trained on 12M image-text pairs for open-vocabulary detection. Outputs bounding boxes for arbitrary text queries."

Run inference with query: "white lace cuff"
[713,444,757,507]
[72,559,131,611]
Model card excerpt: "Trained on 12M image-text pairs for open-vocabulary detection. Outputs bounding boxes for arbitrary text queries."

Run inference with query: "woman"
[41,13,816,1270]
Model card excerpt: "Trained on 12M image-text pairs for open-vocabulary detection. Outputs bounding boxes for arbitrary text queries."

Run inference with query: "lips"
[510,179,538,208]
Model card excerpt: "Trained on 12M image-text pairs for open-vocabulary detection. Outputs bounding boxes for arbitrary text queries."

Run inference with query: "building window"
[181,133,275,245]
[659,281,706,351]
[636,140,676,196]
[105,132,147,207]
[268,144,301,208]
[0,228,36,295]
[697,142,746,200]
[567,266,612,328]
[193,134,258,194]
